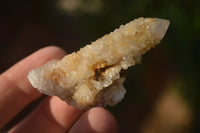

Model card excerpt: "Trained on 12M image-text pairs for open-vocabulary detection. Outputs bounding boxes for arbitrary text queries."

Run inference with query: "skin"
[0,46,117,133]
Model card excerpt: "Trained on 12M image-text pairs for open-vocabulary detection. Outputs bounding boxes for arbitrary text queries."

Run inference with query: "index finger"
[0,46,66,128]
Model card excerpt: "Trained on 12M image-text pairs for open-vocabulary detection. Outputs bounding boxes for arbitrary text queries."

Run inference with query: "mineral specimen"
[28,17,170,110]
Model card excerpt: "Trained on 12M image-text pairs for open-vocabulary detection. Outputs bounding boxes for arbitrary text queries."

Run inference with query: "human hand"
[0,46,117,133]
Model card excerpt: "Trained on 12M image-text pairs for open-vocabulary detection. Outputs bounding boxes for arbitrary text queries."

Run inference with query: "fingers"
[9,96,117,133]
[9,96,83,133]
[0,46,66,128]
[69,107,118,133]
[1,46,118,133]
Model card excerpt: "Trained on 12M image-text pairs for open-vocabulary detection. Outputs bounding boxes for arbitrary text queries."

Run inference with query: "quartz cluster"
[28,17,170,110]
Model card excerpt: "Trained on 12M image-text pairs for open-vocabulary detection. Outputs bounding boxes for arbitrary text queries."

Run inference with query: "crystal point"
[149,18,170,40]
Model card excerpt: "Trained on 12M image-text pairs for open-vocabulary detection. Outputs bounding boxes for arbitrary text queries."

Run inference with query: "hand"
[0,46,117,133]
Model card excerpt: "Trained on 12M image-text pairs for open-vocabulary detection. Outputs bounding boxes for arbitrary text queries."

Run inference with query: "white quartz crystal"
[28,17,170,110]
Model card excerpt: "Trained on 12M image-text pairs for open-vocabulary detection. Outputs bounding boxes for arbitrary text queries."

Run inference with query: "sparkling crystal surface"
[28,17,170,110]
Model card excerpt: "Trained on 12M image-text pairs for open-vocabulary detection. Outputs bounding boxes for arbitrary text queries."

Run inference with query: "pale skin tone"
[0,46,117,133]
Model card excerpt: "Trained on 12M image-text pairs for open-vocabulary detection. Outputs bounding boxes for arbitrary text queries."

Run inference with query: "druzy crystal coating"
[28,18,169,110]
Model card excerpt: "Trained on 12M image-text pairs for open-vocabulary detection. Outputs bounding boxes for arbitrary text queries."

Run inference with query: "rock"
[28,17,170,110]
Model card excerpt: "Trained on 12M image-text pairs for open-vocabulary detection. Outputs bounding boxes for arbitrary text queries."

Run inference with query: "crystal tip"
[149,18,170,40]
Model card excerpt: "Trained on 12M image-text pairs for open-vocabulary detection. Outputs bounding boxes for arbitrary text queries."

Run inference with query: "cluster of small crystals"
[28,17,169,110]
